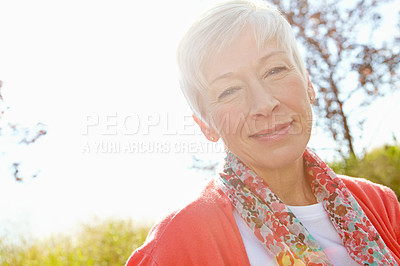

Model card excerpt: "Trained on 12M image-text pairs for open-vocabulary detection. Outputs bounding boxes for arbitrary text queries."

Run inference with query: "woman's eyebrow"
[210,72,234,85]
[210,51,286,85]
[258,50,286,65]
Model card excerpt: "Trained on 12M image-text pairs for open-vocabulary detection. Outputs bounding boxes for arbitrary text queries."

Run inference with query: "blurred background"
[0,0,399,264]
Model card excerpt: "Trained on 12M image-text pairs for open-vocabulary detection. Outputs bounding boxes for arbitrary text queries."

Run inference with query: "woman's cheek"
[211,106,229,134]
[215,105,248,137]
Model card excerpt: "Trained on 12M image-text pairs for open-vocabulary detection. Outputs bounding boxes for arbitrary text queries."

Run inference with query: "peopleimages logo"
[80,112,316,154]
[82,112,316,136]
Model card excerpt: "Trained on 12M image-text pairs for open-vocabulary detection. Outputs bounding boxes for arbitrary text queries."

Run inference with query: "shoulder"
[143,178,233,244]
[338,174,400,260]
[338,174,398,204]
[126,179,247,265]
[338,174,399,216]
[156,178,234,230]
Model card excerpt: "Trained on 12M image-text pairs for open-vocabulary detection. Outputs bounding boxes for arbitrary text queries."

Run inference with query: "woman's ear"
[192,114,220,142]
[306,72,316,103]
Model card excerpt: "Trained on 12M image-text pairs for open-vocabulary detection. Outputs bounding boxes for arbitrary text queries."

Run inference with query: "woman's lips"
[250,121,293,140]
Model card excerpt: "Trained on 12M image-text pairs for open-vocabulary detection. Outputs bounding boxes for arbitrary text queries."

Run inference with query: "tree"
[0,80,47,181]
[269,0,400,157]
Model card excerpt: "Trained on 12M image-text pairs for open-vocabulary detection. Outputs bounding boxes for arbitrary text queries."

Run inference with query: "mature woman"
[126,0,400,265]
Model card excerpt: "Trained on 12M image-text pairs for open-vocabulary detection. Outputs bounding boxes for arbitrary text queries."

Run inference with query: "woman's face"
[202,28,314,171]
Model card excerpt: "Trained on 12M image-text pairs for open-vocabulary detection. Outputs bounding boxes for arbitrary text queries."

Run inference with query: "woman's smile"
[249,120,292,141]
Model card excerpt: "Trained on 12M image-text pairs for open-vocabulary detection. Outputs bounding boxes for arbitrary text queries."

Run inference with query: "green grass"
[0,218,151,266]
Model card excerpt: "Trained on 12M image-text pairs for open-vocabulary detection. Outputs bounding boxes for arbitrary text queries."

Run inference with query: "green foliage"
[329,145,400,199]
[0,218,150,266]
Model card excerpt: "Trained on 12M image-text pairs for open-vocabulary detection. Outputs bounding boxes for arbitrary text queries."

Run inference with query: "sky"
[0,0,399,242]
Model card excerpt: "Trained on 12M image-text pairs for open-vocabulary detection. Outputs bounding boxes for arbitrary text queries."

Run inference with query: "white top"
[233,203,359,266]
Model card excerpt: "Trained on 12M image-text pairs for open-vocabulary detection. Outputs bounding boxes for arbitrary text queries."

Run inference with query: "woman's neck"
[252,157,317,206]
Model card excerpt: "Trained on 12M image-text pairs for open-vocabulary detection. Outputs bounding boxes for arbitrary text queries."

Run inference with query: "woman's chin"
[229,142,307,171]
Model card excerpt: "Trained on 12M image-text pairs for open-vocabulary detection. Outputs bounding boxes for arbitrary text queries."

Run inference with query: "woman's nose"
[248,82,280,120]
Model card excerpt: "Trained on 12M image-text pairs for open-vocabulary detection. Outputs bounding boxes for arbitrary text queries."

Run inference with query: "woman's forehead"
[203,33,290,81]
[204,26,290,64]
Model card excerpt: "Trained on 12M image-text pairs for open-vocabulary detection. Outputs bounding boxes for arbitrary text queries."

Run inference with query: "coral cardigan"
[126,176,400,265]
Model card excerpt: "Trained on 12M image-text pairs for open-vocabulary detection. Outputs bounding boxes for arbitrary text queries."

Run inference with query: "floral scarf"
[218,147,396,266]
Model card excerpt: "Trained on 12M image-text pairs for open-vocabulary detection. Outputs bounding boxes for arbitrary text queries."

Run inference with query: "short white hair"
[177,0,306,121]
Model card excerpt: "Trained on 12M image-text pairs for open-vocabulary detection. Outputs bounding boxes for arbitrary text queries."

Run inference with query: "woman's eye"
[267,66,287,76]
[218,87,239,99]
